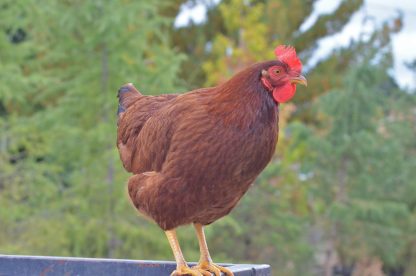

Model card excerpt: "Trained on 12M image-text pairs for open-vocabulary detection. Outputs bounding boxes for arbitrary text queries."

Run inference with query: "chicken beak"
[290,75,307,87]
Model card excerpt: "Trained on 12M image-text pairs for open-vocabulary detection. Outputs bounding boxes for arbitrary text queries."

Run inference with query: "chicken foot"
[165,229,210,276]
[192,223,234,276]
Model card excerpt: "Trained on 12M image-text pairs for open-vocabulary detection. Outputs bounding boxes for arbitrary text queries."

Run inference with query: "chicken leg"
[165,229,210,276]
[191,223,234,276]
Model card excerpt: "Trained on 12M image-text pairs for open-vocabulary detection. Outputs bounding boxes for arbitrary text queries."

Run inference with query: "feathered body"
[117,45,306,276]
[117,61,281,230]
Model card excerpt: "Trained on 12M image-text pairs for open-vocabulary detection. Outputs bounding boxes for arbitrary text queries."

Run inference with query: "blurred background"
[0,0,415,275]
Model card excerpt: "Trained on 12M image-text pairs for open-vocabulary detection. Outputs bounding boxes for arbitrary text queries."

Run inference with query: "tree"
[301,52,416,274]
[0,0,184,259]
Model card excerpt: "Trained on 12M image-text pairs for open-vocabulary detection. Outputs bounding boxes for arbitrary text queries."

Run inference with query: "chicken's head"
[260,45,307,103]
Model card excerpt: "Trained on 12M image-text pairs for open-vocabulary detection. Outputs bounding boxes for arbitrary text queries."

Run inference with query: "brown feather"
[118,61,280,230]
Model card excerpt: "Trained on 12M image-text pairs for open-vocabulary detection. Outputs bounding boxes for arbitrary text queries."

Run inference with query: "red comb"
[274,45,302,72]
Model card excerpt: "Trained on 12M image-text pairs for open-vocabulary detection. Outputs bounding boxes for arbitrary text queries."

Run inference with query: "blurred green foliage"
[0,0,415,275]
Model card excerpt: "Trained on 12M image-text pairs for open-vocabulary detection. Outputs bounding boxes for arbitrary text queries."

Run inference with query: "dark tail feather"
[117,83,141,115]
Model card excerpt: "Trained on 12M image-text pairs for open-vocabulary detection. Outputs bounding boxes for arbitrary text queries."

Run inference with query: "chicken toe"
[192,262,233,276]
[170,265,204,276]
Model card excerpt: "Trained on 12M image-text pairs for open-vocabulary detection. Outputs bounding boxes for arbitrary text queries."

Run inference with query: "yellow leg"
[165,229,208,276]
[192,223,234,276]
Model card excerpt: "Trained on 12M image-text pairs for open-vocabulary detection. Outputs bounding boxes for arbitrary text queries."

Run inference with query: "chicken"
[117,45,306,276]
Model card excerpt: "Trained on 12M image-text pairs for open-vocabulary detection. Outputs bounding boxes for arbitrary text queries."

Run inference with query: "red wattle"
[272,84,296,103]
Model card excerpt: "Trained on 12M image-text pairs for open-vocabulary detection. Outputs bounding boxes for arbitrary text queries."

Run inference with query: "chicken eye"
[274,69,281,74]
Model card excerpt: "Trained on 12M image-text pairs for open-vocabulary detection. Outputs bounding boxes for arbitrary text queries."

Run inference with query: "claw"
[195,269,212,276]
[170,265,203,276]
[192,262,234,276]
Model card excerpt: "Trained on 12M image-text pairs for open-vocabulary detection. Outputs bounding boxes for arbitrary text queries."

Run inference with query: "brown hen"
[117,45,306,276]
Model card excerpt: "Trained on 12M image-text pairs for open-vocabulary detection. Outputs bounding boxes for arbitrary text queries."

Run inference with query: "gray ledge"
[0,254,271,276]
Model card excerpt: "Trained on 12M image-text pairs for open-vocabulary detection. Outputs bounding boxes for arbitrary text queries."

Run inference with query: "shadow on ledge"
[0,255,271,276]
